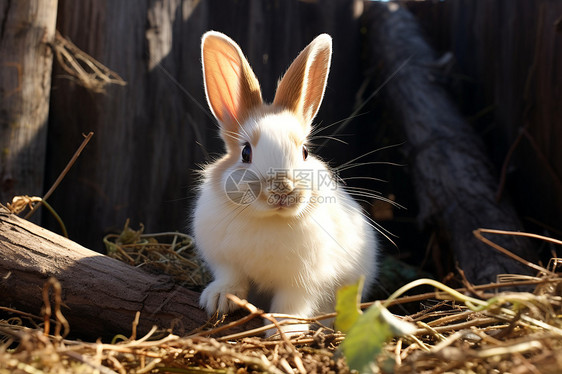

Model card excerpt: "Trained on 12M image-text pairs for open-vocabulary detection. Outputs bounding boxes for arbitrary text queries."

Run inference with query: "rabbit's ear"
[202,32,263,133]
[273,34,332,125]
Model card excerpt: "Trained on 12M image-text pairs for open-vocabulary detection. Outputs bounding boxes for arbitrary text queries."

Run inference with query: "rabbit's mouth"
[267,193,299,209]
[259,190,310,215]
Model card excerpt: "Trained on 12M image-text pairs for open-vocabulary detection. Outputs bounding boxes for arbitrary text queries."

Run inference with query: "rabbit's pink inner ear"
[202,32,262,133]
[273,34,332,126]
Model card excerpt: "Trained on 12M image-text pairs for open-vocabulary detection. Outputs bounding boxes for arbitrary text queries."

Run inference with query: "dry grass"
[51,31,126,94]
[103,219,212,289]
[1,228,561,373]
[378,274,562,373]
[0,306,348,374]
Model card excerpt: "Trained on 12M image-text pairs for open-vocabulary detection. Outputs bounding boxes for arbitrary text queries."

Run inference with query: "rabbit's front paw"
[200,280,248,315]
[263,288,315,337]
[265,321,310,338]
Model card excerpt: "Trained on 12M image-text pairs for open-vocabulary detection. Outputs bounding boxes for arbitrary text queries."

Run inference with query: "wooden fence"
[1,0,560,272]
[6,0,366,250]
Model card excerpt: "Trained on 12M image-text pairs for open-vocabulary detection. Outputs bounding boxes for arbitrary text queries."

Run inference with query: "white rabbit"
[193,31,378,334]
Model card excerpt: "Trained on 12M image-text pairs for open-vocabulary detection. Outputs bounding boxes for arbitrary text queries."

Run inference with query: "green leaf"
[339,301,416,373]
[334,276,364,333]
[379,303,417,336]
[339,303,391,373]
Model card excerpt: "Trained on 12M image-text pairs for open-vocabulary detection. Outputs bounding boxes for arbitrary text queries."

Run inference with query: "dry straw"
[103,219,212,289]
[1,228,561,373]
[51,31,126,94]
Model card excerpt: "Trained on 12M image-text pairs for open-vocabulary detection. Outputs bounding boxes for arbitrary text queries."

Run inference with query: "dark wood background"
[408,0,562,237]
[1,0,561,282]
[45,0,367,251]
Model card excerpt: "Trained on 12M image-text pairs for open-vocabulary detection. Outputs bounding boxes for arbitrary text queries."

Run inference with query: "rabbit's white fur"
[194,31,378,333]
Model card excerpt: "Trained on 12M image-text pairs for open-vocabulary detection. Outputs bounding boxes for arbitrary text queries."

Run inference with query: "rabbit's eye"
[302,145,309,161]
[242,143,252,163]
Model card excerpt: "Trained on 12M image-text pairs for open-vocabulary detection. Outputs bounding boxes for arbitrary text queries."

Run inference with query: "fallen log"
[363,2,537,284]
[0,207,255,340]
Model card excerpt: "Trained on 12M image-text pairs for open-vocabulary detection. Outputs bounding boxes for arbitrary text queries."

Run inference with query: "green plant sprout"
[336,277,562,373]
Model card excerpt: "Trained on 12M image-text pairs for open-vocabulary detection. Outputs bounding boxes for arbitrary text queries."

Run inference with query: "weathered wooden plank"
[0,0,58,213]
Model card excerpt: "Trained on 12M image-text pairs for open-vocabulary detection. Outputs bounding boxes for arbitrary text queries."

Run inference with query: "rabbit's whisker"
[236,119,253,142]
[343,187,405,209]
[309,112,367,137]
[308,135,348,145]
[340,176,387,183]
[336,161,404,173]
[341,202,398,246]
[336,143,404,170]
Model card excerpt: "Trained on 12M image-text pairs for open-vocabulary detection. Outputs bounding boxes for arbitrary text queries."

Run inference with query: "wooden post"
[0,0,58,210]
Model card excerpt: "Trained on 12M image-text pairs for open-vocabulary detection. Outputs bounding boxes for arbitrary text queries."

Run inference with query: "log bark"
[0,0,57,210]
[363,2,537,284]
[0,207,234,340]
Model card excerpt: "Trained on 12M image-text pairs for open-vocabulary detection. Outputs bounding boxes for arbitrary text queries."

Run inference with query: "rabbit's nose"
[267,178,295,194]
